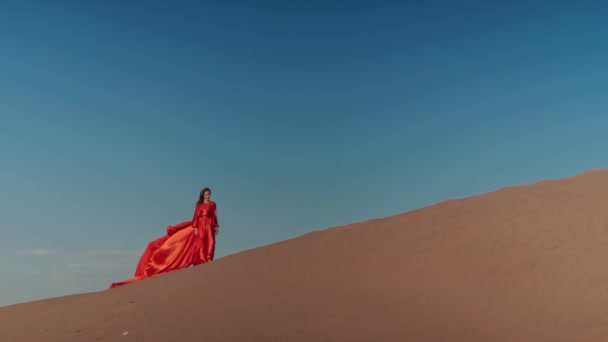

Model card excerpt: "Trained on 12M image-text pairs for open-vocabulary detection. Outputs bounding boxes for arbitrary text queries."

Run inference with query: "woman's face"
[204,190,211,201]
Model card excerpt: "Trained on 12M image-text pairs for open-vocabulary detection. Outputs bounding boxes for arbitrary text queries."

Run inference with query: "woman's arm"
[213,202,219,235]
[192,204,200,235]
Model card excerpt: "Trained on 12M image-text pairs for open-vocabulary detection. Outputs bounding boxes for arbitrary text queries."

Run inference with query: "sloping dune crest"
[3,169,608,341]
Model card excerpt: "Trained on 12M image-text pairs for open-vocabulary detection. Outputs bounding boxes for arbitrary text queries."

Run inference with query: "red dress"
[192,200,219,264]
[109,201,219,288]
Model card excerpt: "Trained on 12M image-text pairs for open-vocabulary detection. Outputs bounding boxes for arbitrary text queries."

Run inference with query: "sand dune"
[4,169,608,341]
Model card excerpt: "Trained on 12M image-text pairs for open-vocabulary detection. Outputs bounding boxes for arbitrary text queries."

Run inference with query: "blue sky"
[2,0,608,306]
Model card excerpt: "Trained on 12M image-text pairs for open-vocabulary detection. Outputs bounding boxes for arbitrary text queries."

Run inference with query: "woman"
[192,187,220,264]
[109,188,220,288]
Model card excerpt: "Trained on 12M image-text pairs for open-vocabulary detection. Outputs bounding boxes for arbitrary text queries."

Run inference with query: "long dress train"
[110,201,218,288]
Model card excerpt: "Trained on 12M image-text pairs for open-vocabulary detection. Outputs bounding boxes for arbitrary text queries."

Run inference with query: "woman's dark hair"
[198,187,211,204]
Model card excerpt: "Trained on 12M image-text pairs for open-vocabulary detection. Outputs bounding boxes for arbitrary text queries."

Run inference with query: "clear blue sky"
[2,0,608,306]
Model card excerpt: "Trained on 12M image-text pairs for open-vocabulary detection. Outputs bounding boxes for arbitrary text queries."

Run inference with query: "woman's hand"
[193,227,199,235]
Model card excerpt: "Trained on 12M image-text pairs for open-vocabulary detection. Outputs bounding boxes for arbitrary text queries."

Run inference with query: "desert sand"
[3,169,608,341]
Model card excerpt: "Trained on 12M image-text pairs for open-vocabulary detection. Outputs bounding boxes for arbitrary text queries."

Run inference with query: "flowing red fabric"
[110,201,218,288]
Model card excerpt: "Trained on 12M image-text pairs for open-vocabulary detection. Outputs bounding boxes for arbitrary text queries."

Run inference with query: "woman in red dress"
[109,188,220,288]
[192,187,220,264]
